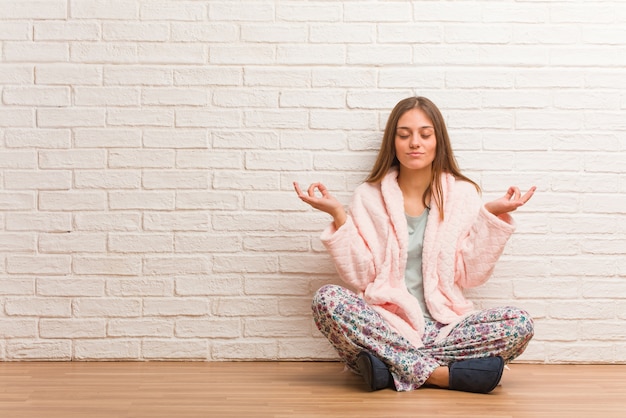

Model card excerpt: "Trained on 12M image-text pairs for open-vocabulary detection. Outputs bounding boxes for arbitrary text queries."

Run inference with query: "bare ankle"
[425,366,449,388]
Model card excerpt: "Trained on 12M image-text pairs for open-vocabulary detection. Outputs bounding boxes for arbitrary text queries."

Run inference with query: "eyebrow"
[396,125,433,130]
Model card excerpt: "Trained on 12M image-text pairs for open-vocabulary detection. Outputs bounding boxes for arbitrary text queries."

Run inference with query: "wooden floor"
[0,362,625,418]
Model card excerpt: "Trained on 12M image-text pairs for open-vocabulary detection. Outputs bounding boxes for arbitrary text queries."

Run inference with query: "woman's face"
[394,108,437,174]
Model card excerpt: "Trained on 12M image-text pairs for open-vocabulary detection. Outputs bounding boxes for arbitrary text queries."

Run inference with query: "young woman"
[294,96,536,393]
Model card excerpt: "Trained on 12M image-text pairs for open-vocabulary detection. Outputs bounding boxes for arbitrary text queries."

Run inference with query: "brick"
[244,318,311,338]
[39,191,107,211]
[175,276,243,297]
[212,254,278,274]
[244,110,308,129]
[31,292,94,322]
[104,66,172,86]
[143,256,211,275]
[140,1,205,21]
[73,213,141,232]
[212,213,279,232]
[74,170,141,189]
[5,213,71,232]
[143,212,210,232]
[174,67,241,86]
[138,44,206,64]
[102,22,168,41]
[245,151,311,171]
[107,278,173,297]
[0,21,29,40]
[0,319,37,338]
[213,171,279,190]
[0,65,34,84]
[109,150,174,168]
[34,22,100,41]
[4,42,68,62]
[74,340,140,360]
[7,341,71,360]
[108,233,173,253]
[211,2,274,22]
[280,90,344,109]
[279,339,337,360]
[143,298,209,317]
[242,24,306,43]
[276,3,340,22]
[213,88,278,108]
[280,131,345,151]
[7,256,71,275]
[4,170,71,190]
[107,108,174,127]
[310,24,373,44]
[73,256,142,276]
[213,131,278,149]
[70,0,138,19]
[3,86,70,106]
[244,275,310,296]
[108,319,173,337]
[0,109,34,127]
[109,191,175,210]
[142,88,208,106]
[378,23,442,43]
[72,298,141,317]
[39,233,107,254]
[70,43,137,64]
[175,110,241,128]
[176,191,239,210]
[142,170,209,190]
[244,67,310,88]
[174,234,241,253]
[175,318,241,338]
[214,297,278,317]
[74,87,140,106]
[144,129,209,148]
[37,108,105,128]
[5,128,71,148]
[212,340,278,360]
[35,64,102,85]
[277,45,345,65]
[142,340,208,359]
[279,254,337,275]
[176,150,241,169]
[210,45,274,65]
[40,319,106,338]
[5,297,71,317]
[0,278,34,296]
[171,22,238,42]
[347,45,411,65]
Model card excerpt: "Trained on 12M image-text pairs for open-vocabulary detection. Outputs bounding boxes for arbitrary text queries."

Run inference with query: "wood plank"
[1,362,625,417]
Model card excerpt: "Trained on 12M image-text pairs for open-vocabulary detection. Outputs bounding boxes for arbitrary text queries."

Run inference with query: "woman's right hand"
[293,181,347,229]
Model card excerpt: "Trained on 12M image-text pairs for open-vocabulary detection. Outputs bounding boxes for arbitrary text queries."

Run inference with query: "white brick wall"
[0,0,624,363]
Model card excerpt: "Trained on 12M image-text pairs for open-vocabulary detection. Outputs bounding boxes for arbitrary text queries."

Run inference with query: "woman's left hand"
[485,186,536,217]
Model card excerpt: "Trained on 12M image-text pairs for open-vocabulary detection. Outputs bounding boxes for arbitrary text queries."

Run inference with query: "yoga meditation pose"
[294,96,535,393]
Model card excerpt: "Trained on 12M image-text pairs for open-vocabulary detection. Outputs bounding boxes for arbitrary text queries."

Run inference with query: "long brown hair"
[366,96,479,220]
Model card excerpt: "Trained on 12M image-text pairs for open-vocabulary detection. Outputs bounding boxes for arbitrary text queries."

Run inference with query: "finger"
[317,183,329,198]
[511,186,521,202]
[307,183,319,197]
[293,181,303,196]
[520,186,536,204]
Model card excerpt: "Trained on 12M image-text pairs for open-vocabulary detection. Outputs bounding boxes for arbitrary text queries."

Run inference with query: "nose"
[409,133,420,147]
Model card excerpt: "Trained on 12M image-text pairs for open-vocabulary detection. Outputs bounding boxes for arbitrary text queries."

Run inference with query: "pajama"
[312,284,534,392]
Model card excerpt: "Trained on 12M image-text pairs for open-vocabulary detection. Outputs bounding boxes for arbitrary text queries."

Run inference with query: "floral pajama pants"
[312,284,534,392]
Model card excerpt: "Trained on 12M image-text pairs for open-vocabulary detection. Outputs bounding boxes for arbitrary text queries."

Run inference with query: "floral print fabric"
[312,284,534,392]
